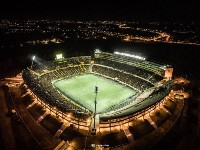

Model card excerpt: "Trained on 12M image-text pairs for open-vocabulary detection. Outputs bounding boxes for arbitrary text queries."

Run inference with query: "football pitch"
[53,73,137,113]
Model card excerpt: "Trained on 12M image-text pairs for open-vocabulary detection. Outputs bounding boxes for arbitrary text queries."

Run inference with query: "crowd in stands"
[92,65,153,91]
[101,93,140,113]
[97,52,164,76]
[31,56,91,75]
[22,67,91,116]
[94,58,163,84]
[99,81,173,121]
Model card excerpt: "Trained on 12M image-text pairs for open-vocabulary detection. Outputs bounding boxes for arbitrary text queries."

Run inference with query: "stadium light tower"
[31,56,35,69]
[56,53,64,61]
[93,86,98,131]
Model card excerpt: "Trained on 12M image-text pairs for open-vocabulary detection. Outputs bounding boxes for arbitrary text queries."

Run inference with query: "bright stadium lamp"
[56,54,63,60]
[31,55,36,69]
[114,51,146,60]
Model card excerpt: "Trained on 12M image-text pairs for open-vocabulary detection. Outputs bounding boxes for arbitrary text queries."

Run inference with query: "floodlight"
[95,49,101,53]
[56,54,63,60]
[31,55,36,69]
[114,51,145,60]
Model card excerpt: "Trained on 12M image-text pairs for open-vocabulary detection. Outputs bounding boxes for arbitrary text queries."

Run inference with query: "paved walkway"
[10,86,61,150]
[55,124,68,138]
[145,115,158,129]
[27,101,37,109]
[122,126,134,142]
[114,96,185,150]
[162,106,172,115]
[197,97,200,138]
[0,87,16,150]
[37,111,49,123]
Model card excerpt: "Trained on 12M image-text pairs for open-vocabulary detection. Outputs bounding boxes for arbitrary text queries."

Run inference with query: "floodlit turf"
[53,73,136,113]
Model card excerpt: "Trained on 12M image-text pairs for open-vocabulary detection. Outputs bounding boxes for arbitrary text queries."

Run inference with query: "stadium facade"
[22,50,174,133]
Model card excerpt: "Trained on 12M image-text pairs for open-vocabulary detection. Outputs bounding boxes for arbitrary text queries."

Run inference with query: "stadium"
[21,50,175,135]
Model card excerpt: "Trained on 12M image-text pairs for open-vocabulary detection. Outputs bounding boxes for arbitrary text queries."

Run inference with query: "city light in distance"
[114,51,146,60]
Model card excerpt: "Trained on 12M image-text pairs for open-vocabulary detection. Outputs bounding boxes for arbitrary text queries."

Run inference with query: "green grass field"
[53,73,137,113]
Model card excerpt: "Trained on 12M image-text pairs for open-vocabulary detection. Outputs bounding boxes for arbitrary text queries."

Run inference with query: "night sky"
[1,0,200,21]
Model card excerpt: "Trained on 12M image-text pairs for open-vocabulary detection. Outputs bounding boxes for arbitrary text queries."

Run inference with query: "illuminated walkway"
[162,106,172,115]
[145,116,158,129]
[37,111,49,123]
[27,101,36,109]
[123,126,134,142]
[0,87,16,150]
[55,124,68,138]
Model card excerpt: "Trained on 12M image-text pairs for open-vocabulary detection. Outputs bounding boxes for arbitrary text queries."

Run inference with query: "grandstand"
[22,50,173,133]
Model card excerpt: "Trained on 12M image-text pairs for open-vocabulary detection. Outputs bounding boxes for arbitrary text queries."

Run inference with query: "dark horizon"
[1,0,200,22]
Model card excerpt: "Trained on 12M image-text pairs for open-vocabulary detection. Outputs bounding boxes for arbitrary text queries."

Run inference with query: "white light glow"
[32,56,35,60]
[95,49,101,53]
[160,65,167,70]
[114,51,146,60]
[56,54,63,59]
